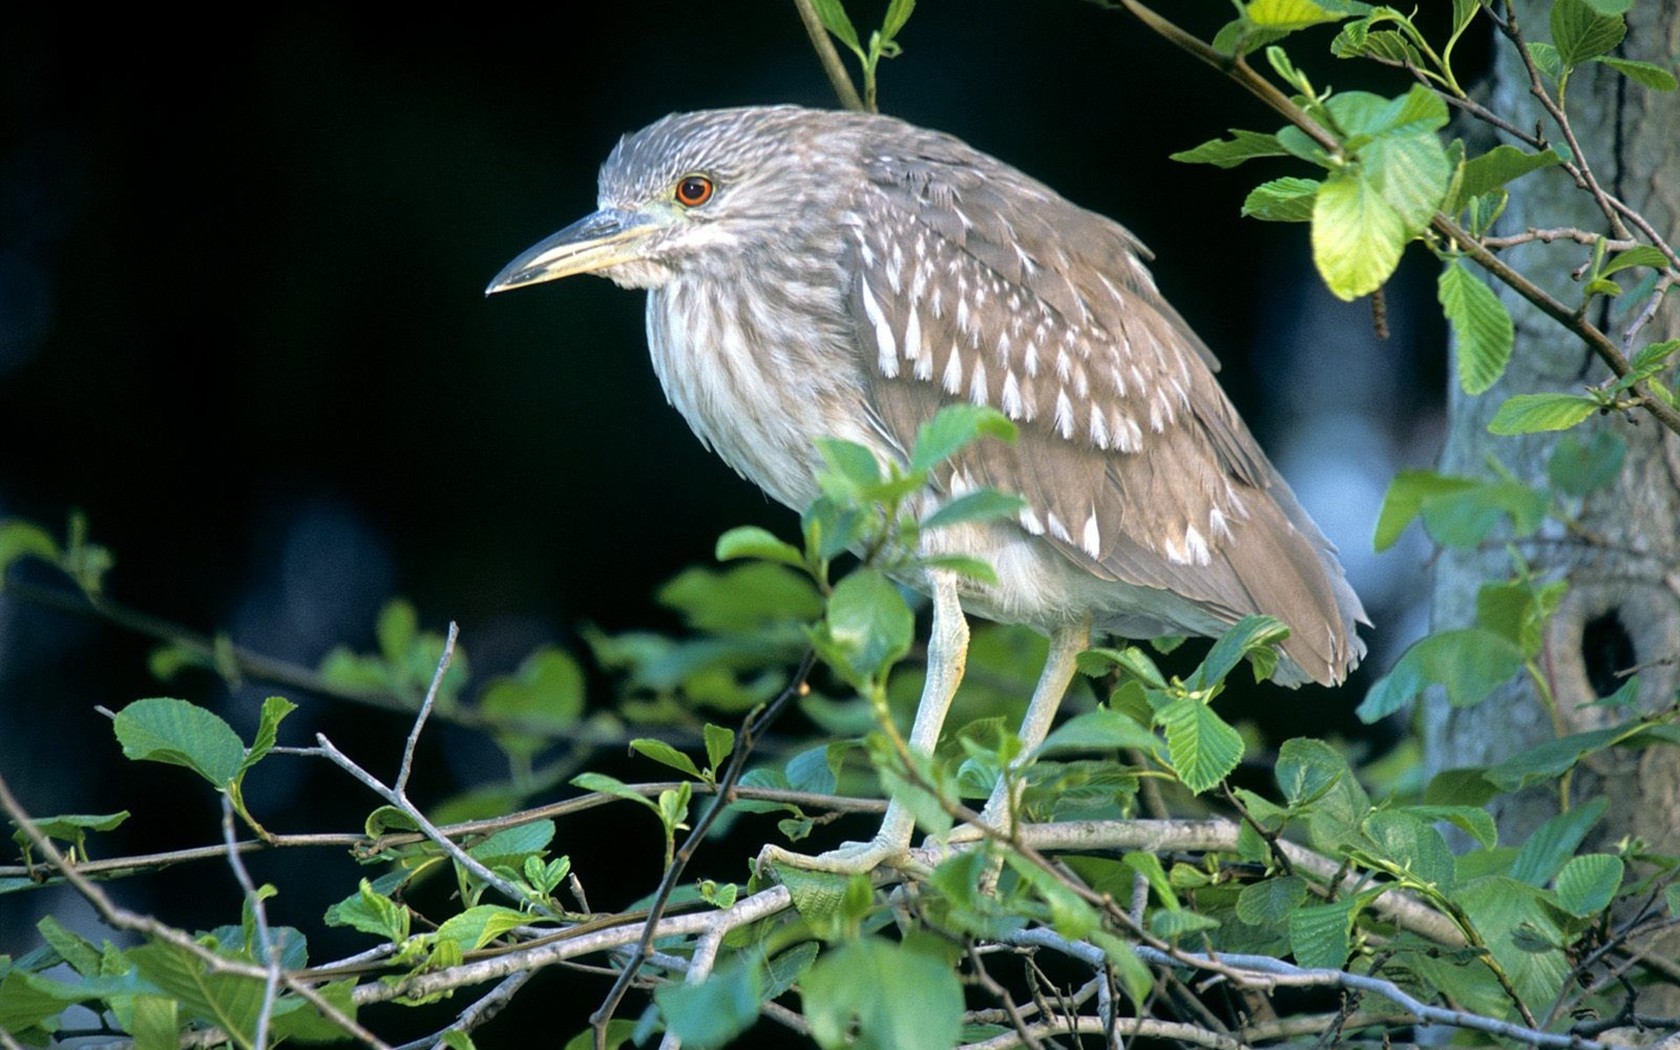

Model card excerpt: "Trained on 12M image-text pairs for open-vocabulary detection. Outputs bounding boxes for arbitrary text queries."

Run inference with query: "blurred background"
[1,3,1460,1044]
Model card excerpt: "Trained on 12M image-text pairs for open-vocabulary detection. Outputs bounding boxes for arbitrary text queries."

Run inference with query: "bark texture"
[1425,0,1680,1013]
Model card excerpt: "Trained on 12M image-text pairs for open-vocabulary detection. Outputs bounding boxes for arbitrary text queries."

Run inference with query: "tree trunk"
[1426,0,1680,1011]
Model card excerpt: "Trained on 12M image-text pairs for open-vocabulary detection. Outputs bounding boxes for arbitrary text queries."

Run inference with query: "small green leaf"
[1362,810,1455,891]
[480,647,586,762]
[810,0,864,56]
[1374,469,1477,551]
[1488,393,1598,434]
[715,525,806,570]
[0,521,60,587]
[1037,708,1159,756]
[1289,895,1363,969]
[1242,176,1319,221]
[1485,727,1626,791]
[703,724,735,773]
[1528,41,1563,80]
[803,938,963,1050]
[324,879,411,941]
[1237,875,1309,924]
[1454,145,1563,205]
[1419,480,1547,547]
[1548,430,1626,497]
[909,404,1016,475]
[1509,796,1608,885]
[630,738,704,780]
[1357,628,1525,722]
[570,772,661,814]
[1276,737,1354,809]
[112,698,246,787]
[433,905,531,952]
[1555,854,1623,916]
[1245,0,1345,31]
[1439,261,1515,394]
[657,953,765,1050]
[921,488,1026,531]
[1595,56,1678,90]
[819,568,913,684]
[1187,615,1289,689]
[1404,803,1498,847]
[1551,0,1626,68]
[816,437,883,494]
[1600,245,1671,277]
[240,696,297,776]
[1313,167,1408,301]
[1169,129,1287,169]
[1155,698,1244,795]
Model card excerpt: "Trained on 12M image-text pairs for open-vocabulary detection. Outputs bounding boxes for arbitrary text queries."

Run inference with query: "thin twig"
[221,796,284,1050]
[396,621,457,795]
[589,650,818,1050]
[790,0,865,111]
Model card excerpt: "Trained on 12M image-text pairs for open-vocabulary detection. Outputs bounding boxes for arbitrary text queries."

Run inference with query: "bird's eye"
[675,174,715,207]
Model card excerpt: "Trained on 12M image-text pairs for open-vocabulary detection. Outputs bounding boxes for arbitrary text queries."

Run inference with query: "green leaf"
[0,521,60,587]
[1242,176,1319,221]
[1276,737,1355,809]
[715,525,806,570]
[1416,479,1548,548]
[1457,876,1571,1006]
[1374,469,1477,551]
[240,696,297,776]
[658,563,823,633]
[1528,41,1564,80]
[1313,167,1408,300]
[1245,0,1346,30]
[1154,698,1244,795]
[1169,129,1287,169]
[130,994,179,1050]
[816,437,883,495]
[563,1020,637,1050]
[324,879,411,941]
[1595,56,1679,90]
[433,905,530,952]
[1362,810,1455,891]
[1488,393,1597,434]
[1237,875,1309,924]
[909,404,1016,475]
[480,646,586,762]
[1509,797,1607,885]
[1423,767,1501,807]
[657,953,765,1050]
[1037,708,1159,756]
[1484,727,1626,791]
[1404,804,1498,848]
[820,568,913,684]
[128,942,266,1041]
[803,938,962,1050]
[777,867,852,926]
[703,724,735,773]
[1439,261,1515,394]
[1555,854,1623,916]
[1551,0,1626,68]
[1600,245,1671,277]
[1186,615,1290,689]
[918,554,997,585]
[1455,145,1563,205]
[570,772,661,814]
[1357,628,1526,722]
[15,811,130,846]
[810,0,864,56]
[1289,895,1364,969]
[1548,430,1626,497]
[921,488,1026,531]
[467,820,556,872]
[629,738,704,780]
[112,697,247,787]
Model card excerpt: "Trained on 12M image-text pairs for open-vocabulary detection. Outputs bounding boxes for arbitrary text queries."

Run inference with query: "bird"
[487,105,1366,872]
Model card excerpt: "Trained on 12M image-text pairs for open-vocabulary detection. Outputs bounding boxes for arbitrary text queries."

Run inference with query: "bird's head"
[486,106,844,295]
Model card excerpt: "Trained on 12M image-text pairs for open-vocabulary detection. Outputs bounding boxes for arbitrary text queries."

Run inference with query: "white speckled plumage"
[493,105,1367,687]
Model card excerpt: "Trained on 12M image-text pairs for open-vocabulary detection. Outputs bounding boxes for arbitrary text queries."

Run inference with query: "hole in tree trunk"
[1581,610,1635,699]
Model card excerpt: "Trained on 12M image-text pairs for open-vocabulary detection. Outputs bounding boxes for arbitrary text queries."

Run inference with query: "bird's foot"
[757,833,912,877]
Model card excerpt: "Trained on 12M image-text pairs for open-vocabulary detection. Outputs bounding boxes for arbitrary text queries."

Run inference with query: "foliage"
[5,2,1680,1048]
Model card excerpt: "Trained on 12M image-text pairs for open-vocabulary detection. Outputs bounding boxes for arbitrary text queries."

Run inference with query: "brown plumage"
[490,105,1365,684]
[488,105,1367,866]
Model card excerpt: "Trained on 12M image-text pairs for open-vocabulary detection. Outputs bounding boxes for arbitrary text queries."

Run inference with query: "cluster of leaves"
[1175,0,1679,429]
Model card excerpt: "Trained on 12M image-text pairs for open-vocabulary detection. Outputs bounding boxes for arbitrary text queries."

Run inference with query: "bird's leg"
[977,616,1090,835]
[759,571,968,875]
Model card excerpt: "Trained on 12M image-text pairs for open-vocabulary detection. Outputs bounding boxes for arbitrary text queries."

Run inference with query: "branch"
[790,0,865,112]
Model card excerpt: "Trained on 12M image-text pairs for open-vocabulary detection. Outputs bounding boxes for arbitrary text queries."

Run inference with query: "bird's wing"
[845,134,1363,682]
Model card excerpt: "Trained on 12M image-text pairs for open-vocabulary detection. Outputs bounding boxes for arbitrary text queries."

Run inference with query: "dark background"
[1,4,1457,1045]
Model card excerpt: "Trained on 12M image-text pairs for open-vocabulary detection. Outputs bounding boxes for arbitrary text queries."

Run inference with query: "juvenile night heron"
[488,106,1366,871]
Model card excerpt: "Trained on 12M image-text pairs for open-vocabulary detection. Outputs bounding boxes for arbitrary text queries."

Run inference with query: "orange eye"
[675,174,714,207]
